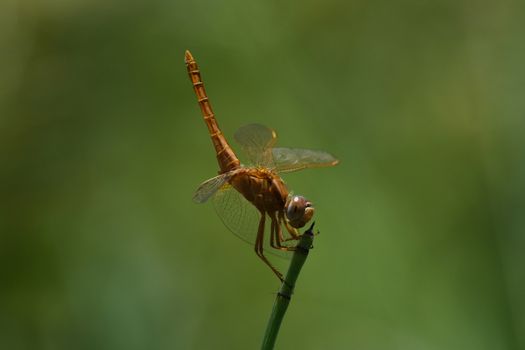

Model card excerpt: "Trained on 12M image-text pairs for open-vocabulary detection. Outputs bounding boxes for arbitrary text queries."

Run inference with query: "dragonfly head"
[285,195,314,228]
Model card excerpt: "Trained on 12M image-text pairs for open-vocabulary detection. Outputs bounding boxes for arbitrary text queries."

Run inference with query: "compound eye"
[286,196,305,221]
[285,195,314,228]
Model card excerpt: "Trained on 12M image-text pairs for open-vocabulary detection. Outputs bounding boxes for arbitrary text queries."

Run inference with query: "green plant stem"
[261,222,315,350]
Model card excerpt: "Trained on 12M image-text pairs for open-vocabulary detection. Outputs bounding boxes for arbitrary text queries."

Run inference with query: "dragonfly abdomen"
[185,50,240,174]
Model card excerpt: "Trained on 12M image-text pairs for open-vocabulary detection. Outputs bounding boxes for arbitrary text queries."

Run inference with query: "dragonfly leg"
[270,212,296,252]
[280,211,302,241]
[254,212,284,281]
[269,215,277,248]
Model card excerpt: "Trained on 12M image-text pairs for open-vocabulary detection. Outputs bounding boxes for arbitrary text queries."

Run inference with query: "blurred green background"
[1,0,524,349]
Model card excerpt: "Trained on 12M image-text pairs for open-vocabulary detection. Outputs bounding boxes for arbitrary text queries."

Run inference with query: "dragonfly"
[185,50,339,281]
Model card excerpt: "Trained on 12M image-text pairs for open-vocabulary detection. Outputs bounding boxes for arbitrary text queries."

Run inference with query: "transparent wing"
[272,147,339,173]
[193,173,232,203]
[234,123,277,167]
[212,183,259,244]
[212,184,292,259]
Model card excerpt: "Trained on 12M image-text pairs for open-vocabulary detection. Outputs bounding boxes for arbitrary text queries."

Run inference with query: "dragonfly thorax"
[229,167,289,213]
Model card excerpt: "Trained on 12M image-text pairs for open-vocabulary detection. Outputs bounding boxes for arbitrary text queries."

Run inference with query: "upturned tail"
[185,50,240,174]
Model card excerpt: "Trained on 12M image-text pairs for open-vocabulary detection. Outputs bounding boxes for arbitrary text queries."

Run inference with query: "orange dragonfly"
[185,50,339,280]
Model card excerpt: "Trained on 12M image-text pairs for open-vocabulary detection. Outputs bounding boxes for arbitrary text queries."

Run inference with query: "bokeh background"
[1,0,524,349]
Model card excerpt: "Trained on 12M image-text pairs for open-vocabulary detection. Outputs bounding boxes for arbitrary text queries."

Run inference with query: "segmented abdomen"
[185,51,240,174]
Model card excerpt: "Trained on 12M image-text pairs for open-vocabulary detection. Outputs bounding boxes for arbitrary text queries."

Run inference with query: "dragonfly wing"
[234,123,277,167]
[193,173,232,203]
[212,183,260,244]
[272,147,339,173]
[213,184,292,259]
